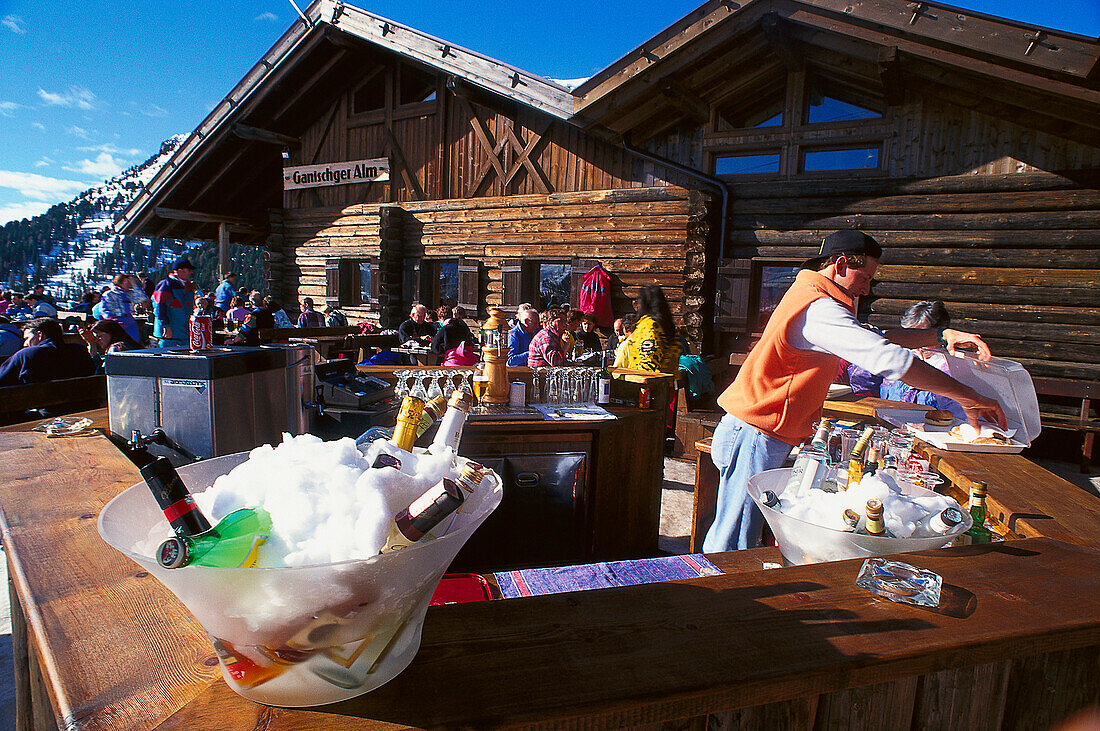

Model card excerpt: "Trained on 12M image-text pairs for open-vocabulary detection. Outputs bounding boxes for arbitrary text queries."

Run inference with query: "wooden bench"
[0,374,107,426]
[258,326,361,341]
[1031,377,1099,472]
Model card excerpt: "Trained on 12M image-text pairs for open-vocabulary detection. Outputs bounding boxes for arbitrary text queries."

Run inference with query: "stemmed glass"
[427,370,444,400]
[409,370,428,400]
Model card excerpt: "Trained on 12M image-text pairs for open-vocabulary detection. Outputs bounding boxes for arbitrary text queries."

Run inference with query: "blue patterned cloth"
[493,554,722,599]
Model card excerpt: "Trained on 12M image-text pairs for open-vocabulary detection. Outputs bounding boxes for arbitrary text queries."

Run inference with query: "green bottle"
[157,507,273,569]
[956,481,992,545]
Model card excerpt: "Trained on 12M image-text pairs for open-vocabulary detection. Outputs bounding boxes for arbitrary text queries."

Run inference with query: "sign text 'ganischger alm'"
[282,158,390,190]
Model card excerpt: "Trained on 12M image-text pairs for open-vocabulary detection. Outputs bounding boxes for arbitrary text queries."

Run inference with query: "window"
[398,64,437,105]
[438,261,459,306]
[752,260,801,333]
[327,257,379,310]
[715,152,781,176]
[351,72,386,115]
[805,77,881,124]
[538,262,571,309]
[802,146,880,172]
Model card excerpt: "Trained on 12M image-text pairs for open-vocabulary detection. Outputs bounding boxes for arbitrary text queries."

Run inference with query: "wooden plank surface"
[153,539,1100,729]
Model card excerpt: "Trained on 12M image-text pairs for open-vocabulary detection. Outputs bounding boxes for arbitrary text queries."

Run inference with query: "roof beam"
[231,123,300,148]
[760,12,803,72]
[660,81,711,124]
[153,207,264,237]
[877,46,906,107]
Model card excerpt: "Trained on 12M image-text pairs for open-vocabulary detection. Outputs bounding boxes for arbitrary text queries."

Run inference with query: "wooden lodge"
[117,0,1100,383]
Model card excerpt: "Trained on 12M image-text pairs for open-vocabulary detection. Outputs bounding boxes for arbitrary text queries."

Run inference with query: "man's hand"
[955,391,1007,431]
[163,326,172,340]
[941,328,991,361]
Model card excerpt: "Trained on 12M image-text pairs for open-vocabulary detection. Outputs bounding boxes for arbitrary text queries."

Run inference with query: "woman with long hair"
[622,284,680,374]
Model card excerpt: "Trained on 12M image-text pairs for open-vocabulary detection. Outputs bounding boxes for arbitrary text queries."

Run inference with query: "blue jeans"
[702,414,793,552]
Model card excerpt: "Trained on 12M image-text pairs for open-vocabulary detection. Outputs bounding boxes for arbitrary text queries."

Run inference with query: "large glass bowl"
[98,451,502,706]
[748,468,971,565]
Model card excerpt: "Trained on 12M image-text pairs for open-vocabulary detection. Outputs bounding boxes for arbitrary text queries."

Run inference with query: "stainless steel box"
[105,345,314,459]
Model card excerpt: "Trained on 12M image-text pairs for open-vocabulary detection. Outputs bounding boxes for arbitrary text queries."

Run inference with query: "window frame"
[747,257,804,337]
[326,256,379,311]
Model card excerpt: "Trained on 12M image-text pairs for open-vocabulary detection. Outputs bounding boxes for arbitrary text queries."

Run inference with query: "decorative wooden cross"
[461,98,552,196]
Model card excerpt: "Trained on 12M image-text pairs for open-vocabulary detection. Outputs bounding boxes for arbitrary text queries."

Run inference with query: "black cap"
[802,230,883,270]
[173,257,197,271]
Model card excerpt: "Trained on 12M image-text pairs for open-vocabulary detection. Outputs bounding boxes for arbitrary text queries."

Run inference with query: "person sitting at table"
[398,304,436,346]
[268,297,294,329]
[613,314,638,368]
[6,293,31,320]
[325,304,348,328]
[575,313,603,355]
[0,318,95,386]
[78,319,139,371]
[229,297,277,346]
[26,293,58,319]
[0,290,10,315]
[297,297,326,329]
[225,296,250,327]
[528,306,571,368]
[0,317,23,363]
[99,274,142,343]
[431,306,477,364]
[507,303,540,367]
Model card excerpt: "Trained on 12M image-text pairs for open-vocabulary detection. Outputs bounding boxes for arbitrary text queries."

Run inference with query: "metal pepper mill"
[479,307,511,404]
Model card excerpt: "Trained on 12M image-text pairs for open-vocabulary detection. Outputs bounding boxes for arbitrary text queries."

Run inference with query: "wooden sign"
[283,158,390,190]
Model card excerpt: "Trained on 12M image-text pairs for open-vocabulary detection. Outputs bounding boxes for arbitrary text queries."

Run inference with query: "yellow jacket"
[620,315,680,374]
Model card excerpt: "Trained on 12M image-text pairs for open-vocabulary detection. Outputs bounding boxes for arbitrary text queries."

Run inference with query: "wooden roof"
[573,0,1100,145]
[118,0,1100,242]
[115,0,573,243]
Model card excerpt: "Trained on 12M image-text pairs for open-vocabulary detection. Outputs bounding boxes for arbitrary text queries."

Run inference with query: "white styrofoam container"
[877,352,1041,454]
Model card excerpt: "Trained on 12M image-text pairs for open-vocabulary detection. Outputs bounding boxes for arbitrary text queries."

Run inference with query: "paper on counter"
[532,404,617,421]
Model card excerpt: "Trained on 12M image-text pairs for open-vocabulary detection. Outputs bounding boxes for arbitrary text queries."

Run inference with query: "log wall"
[717,170,1100,381]
[278,187,712,345]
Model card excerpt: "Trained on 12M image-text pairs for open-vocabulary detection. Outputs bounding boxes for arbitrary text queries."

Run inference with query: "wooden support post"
[218,222,230,280]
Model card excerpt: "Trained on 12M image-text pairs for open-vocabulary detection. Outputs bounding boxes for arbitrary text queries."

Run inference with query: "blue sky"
[0,0,1097,225]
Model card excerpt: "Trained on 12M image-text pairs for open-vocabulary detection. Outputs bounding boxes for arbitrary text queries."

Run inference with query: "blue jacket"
[506,323,537,367]
[214,279,236,311]
[0,323,23,363]
[152,275,196,344]
[0,339,95,386]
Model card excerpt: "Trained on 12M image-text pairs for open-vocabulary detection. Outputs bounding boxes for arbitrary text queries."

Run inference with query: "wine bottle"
[596,351,611,405]
[390,396,425,452]
[157,507,273,569]
[785,420,833,497]
[925,506,965,537]
[141,456,213,538]
[379,478,465,554]
[454,462,485,495]
[844,426,875,490]
[429,390,474,454]
[954,481,993,545]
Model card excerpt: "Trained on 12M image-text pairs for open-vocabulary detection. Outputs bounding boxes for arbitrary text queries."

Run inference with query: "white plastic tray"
[876,407,1027,454]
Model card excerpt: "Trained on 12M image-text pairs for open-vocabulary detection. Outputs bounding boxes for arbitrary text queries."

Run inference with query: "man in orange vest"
[703,231,1006,552]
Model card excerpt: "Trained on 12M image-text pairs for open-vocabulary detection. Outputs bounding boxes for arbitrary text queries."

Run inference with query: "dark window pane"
[352,72,386,114]
[399,64,437,105]
[758,265,800,331]
[439,261,459,306]
[753,111,783,128]
[716,84,785,130]
[538,263,571,309]
[359,262,372,302]
[806,94,880,124]
[802,147,880,172]
[715,153,780,176]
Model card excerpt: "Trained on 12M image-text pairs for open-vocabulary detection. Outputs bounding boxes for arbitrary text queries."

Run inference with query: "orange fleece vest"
[717,270,855,446]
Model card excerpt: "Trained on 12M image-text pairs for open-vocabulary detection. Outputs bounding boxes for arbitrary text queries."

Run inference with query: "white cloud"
[78,143,141,156]
[37,86,95,110]
[63,152,124,178]
[0,170,87,202]
[34,157,54,168]
[255,11,278,21]
[65,125,91,139]
[0,201,52,225]
[30,121,45,131]
[2,15,25,34]
[0,101,21,116]
[140,103,168,118]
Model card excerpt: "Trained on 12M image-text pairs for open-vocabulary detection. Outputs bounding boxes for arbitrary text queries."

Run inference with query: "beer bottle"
[864,499,888,536]
[845,426,875,490]
[157,506,273,569]
[379,478,465,553]
[955,481,993,545]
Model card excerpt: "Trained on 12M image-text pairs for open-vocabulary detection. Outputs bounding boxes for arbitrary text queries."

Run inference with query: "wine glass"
[427,370,443,400]
[410,370,428,400]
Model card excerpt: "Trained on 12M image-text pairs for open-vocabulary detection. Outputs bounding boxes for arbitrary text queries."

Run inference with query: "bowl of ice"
[747,467,972,566]
[98,434,503,707]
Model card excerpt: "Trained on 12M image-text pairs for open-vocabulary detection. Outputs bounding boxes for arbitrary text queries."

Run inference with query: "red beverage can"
[189,314,213,351]
[638,387,651,409]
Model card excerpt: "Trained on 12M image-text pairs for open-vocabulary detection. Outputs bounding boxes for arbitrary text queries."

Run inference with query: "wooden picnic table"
[1,412,1099,729]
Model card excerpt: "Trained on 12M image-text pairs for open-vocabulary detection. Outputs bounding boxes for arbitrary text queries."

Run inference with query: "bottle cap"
[865,499,883,517]
[448,390,474,412]
[939,507,964,527]
[373,453,401,470]
[458,463,484,489]
[760,490,779,508]
[843,508,861,527]
[971,480,987,497]
[157,537,190,569]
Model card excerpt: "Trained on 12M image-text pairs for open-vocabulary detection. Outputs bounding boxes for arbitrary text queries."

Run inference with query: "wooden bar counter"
[3,413,1100,729]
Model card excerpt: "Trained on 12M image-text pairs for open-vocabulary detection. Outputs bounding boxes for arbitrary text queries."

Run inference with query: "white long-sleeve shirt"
[787,298,913,380]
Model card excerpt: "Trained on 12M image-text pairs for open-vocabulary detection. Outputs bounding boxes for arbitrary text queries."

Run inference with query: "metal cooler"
[105,344,315,459]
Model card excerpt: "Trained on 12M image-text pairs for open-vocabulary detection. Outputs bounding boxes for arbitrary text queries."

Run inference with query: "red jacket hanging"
[578,264,612,327]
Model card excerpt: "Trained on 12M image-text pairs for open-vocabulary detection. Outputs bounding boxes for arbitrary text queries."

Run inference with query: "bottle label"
[597,377,611,404]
